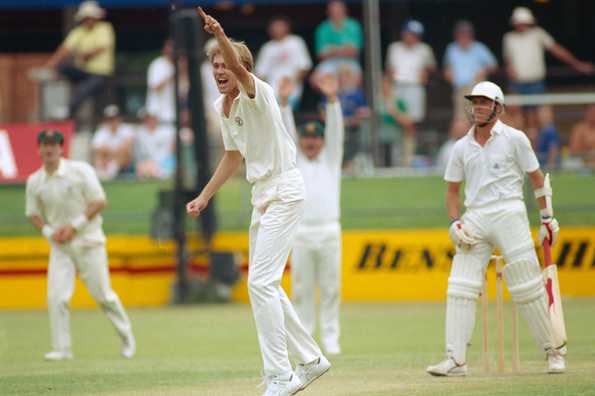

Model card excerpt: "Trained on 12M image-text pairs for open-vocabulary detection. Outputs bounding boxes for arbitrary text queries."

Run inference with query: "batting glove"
[539,216,560,246]
[449,220,478,249]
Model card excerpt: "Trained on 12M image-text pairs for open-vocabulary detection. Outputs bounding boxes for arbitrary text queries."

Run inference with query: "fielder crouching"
[426,81,565,376]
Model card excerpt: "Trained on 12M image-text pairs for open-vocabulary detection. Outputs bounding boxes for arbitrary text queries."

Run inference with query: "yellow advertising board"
[0,227,593,309]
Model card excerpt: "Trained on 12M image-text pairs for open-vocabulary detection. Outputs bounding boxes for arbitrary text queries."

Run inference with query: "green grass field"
[1,173,594,236]
[1,300,594,395]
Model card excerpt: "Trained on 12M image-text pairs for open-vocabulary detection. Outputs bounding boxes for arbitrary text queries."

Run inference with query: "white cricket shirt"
[26,159,107,245]
[444,120,540,210]
[215,74,297,184]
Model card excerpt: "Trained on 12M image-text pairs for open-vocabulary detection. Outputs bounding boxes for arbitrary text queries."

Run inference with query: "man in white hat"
[44,1,115,118]
[426,81,566,376]
[503,6,594,129]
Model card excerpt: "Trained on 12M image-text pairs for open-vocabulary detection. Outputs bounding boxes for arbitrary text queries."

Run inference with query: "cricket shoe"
[261,372,303,396]
[547,347,566,374]
[121,333,136,359]
[44,350,73,361]
[426,357,467,377]
[295,356,331,392]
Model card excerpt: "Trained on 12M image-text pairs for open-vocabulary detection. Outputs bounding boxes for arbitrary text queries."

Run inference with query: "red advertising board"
[0,121,74,183]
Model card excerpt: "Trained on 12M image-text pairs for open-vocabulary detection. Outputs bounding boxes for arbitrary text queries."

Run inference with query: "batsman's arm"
[45,46,71,69]
[527,169,547,213]
[445,182,462,222]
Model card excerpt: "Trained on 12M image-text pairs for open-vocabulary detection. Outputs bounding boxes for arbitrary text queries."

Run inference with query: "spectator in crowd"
[44,1,115,118]
[334,67,368,170]
[443,20,497,121]
[436,118,469,171]
[385,19,436,125]
[146,39,175,125]
[91,105,134,180]
[569,104,595,169]
[378,77,414,167]
[535,106,561,170]
[134,109,175,179]
[312,0,363,86]
[503,6,594,129]
[255,15,312,108]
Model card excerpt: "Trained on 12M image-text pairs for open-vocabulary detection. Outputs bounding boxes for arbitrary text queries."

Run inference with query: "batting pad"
[504,259,554,351]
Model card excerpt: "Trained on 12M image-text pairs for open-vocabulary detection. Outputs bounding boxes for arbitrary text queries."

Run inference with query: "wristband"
[41,225,54,239]
[539,209,552,219]
[71,214,88,231]
[449,218,460,225]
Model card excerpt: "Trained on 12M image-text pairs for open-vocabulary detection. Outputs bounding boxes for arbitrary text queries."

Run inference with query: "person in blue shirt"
[536,106,561,170]
[443,20,497,121]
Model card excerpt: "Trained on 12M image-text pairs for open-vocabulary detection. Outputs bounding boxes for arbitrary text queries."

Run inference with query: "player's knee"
[503,259,545,304]
[47,293,69,308]
[447,276,482,299]
[247,276,277,298]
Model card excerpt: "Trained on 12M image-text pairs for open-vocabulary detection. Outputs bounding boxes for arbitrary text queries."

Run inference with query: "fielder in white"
[25,130,135,361]
[426,81,565,376]
[278,76,344,355]
[187,8,330,396]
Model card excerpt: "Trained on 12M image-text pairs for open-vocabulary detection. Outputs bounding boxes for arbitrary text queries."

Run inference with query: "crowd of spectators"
[34,1,595,178]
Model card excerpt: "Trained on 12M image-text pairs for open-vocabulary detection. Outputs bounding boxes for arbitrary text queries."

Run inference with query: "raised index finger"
[196,6,208,20]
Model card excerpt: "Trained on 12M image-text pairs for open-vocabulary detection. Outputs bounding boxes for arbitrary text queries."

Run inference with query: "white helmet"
[465,81,505,105]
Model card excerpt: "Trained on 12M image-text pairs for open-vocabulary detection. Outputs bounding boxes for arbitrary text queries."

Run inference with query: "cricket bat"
[542,239,567,348]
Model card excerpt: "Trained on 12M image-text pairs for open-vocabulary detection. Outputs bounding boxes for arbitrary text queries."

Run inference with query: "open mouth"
[216,77,229,89]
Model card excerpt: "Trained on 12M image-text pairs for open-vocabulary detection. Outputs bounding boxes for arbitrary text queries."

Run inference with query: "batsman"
[426,81,566,376]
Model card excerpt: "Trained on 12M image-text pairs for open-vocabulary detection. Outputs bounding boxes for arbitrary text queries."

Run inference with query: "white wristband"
[41,225,54,239]
[71,214,88,231]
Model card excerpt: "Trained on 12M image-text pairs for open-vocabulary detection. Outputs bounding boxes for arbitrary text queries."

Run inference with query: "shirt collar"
[42,158,66,180]
[466,119,503,144]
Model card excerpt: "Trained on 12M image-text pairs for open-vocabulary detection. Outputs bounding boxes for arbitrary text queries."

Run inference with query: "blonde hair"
[207,39,254,72]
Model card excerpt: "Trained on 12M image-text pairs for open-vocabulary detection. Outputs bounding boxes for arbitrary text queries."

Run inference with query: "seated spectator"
[135,109,175,179]
[146,39,175,125]
[569,104,595,169]
[535,106,561,170]
[255,15,312,108]
[385,19,436,124]
[443,20,497,121]
[378,77,414,167]
[92,105,134,180]
[436,118,469,171]
[43,1,115,118]
[312,0,363,86]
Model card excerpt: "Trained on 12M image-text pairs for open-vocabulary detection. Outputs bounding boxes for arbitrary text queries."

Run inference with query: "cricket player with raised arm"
[25,130,135,361]
[186,8,330,396]
[278,75,344,355]
[426,81,566,376]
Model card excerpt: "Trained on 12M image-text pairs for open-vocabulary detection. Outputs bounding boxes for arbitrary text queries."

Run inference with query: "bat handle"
[542,238,552,267]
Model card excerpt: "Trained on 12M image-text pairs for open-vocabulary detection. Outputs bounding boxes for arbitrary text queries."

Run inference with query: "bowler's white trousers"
[47,242,133,352]
[291,222,341,351]
[248,168,322,376]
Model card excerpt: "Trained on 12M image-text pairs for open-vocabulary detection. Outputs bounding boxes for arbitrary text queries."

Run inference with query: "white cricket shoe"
[121,333,136,359]
[426,357,467,377]
[295,356,331,392]
[44,350,73,361]
[547,348,566,374]
[261,372,303,396]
